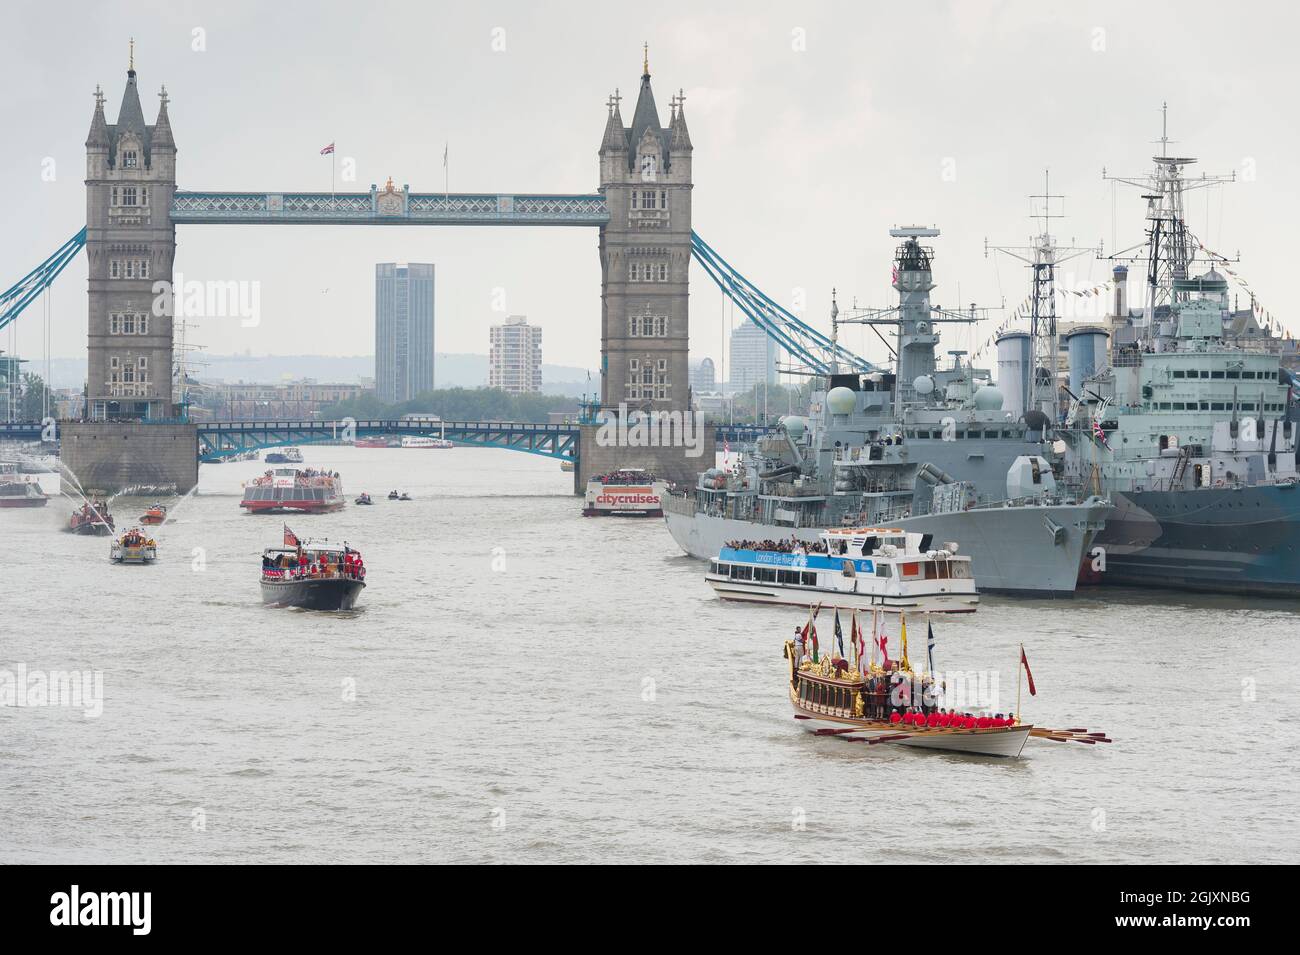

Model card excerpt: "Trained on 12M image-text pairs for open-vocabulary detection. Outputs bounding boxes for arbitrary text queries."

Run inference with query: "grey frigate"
[661,228,1111,596]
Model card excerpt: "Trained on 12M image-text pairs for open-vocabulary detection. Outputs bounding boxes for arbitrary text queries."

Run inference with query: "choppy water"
[2,446,1298,863]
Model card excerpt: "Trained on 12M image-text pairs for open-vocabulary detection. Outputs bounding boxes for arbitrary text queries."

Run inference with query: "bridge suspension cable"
[689,231,875,375]
[0,227,87,333]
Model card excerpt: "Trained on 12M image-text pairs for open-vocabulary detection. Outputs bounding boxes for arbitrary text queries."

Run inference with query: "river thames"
[2,446,1297,863]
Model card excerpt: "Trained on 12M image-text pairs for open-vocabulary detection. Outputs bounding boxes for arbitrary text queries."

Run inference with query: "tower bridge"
[1,47,866,493]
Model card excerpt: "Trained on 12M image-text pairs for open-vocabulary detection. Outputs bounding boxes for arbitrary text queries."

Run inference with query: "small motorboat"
[111,527,157,564]
[355,493,374,505]
[140,503,167,525]
[398,493,412,501]
[387,490,400,500]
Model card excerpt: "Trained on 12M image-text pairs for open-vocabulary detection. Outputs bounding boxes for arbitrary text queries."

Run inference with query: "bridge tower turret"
[596,48,693,417]
[84,42,177,422]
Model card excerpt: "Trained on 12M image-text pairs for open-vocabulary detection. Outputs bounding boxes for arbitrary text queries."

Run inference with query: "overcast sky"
[3,0,1297,381]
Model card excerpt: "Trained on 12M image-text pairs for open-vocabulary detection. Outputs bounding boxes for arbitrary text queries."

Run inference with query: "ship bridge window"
[1226,370,1240,379]
[1172,402,1186,410]
[1172,370,1186,379]
[1211,371,1225,379]
[1211,402,1226,411]
[1242,371,1256,380]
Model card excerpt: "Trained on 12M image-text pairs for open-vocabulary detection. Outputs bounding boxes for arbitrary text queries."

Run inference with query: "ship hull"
[706,575,978,613]
[0,497,47,508]
[261,577,365,611]
[665,498,1110,596]
[793,712,1031,757]
[1088,482,1300,596]
[241,501,344,515]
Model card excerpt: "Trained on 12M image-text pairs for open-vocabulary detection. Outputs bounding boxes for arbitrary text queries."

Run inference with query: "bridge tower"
[582,50,709,488]
[65,45,196,494]
[597,49,693,414]
[84,45,177,421]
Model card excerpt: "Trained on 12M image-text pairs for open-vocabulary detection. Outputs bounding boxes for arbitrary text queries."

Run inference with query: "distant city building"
[375,263,436,403]
[1,353,25,422]
[215,379,367,420]
[489,315,543,394]
[728,319,778,395]
[690,357,716,393]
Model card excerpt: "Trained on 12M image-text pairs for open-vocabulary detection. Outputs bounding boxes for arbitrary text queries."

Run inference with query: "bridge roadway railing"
[5,418,776,462]
[196,418,580,461]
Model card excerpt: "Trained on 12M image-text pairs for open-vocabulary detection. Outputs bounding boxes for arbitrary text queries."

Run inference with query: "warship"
[1056,140,1300,596]
[661,228,1111,596]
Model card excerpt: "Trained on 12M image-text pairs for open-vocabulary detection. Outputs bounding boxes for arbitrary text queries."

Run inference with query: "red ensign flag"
[1020,647,1037,696]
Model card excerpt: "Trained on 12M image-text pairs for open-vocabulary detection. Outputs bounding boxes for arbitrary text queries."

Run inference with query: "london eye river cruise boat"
[708,527,978,613]
[241,468,345,514]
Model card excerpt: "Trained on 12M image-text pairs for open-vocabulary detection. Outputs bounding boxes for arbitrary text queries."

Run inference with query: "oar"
[867,734,913,745]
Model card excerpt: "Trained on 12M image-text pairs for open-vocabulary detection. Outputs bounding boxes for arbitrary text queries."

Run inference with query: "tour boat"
[783,610,1110,758]
[110,527,157,564]
[354,437,388,449]
[0,464,48,508]
[261,529,366,611]
[265,447,304,464]
[68,501,114,535]
[707,527,978,613]
[140,503,167,525]
[582,468,662,517]
[240,468,345,514]
[401,436,453,449]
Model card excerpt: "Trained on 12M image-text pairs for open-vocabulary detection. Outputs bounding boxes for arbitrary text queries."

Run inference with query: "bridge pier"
[61,421,198,495]
[574,420,715,494]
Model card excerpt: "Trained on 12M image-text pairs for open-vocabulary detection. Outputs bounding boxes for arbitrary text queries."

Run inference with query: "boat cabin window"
[900,562,921,579]
[755,567,778,583]
[950,561,972,579]
[875,564,891,578]
[779,569,801,585]
[801,572,817,586]
[861,535,879,554]
[842,560,856,579]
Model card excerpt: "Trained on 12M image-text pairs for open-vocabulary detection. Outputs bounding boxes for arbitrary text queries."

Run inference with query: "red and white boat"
[354,437,388,449]
[240,467,345,514]
[582,468,662,517]
[0,463,48,508]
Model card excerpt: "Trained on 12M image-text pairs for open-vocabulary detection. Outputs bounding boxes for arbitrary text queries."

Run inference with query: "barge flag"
[319,142,335,155]
[833,610,845,660]
[284,524,300,548]
[927,620,936,674]
[1020,646,1037,696]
